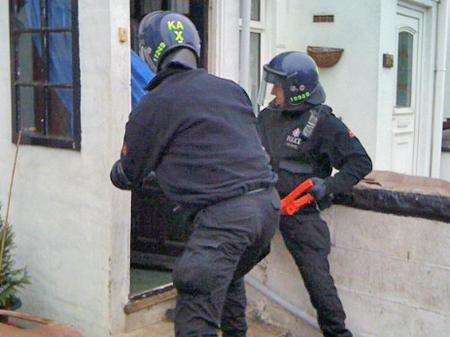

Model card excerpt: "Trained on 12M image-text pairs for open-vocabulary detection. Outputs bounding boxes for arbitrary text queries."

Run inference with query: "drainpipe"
[240,0,251,94]
[431,0,449,177]
[245,275,320,331]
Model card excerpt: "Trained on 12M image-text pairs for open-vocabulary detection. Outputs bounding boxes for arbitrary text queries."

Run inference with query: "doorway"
[128,0,209,298]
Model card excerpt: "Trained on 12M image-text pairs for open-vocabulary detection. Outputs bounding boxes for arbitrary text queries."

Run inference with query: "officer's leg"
[220,277,247,337]
[279,213,352,337]
[172,209,254,337]
[220,209,275,337]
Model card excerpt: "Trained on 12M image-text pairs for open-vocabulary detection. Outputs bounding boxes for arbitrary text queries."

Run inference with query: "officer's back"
[131,66,276,207]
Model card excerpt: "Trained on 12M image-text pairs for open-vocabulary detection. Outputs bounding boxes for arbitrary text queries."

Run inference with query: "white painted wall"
[445,4,450,120]
[375,0,397,170]
[106,1,132,335]
[0,1,131,336]
[248,205,450,337]
[441,0,450,180]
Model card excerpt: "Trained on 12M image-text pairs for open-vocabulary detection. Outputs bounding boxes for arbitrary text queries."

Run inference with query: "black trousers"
[279,212,352,337]
[172,187,280,337]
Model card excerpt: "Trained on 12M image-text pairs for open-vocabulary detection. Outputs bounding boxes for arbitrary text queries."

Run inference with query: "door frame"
[395,0,437,176]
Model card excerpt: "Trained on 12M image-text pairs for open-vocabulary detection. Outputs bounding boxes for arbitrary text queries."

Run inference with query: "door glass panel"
[396,31,413,107]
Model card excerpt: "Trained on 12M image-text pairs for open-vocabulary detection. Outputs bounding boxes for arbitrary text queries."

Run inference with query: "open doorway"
[129,0,209,299]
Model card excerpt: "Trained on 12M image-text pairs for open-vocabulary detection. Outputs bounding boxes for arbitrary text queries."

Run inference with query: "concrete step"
[116,318,289,337]
[246,285,322,337]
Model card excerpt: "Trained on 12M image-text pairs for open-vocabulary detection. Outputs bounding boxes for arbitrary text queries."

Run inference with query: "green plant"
[0,208,29,308]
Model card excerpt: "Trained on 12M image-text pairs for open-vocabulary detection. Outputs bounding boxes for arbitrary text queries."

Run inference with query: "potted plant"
[0,206,29,322]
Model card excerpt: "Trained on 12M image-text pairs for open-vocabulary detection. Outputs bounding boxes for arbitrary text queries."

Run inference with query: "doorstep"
[124,283,176,333]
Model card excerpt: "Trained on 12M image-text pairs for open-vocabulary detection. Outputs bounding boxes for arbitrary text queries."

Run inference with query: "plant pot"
[307,46,344,68]
[0,295,22,323]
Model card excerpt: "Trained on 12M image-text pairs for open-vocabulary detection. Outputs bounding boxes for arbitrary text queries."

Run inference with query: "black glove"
[110,160,133,190]
[310,177,328,201]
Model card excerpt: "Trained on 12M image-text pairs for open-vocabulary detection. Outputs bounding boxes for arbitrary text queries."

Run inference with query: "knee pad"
[173,256,214,295]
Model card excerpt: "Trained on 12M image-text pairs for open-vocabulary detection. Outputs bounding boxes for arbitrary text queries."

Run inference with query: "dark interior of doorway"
[129,0,209,299]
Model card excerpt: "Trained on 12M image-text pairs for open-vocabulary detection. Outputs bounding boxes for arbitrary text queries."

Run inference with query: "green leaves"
[0,208,30,308]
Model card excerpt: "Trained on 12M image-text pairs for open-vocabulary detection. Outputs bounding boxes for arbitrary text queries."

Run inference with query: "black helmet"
[138,11,201,72]
[258,51,326,108]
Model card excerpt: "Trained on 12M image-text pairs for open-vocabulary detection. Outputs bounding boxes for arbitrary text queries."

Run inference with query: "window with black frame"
[9,0,80,150]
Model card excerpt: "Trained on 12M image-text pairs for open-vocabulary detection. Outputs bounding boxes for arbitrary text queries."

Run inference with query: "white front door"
[391,6,423,175]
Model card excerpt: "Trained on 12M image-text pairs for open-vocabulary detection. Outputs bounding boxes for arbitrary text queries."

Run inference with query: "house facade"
[0,1,449,337]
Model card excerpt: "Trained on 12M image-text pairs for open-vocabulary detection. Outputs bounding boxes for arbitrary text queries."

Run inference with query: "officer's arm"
[319,117,372,195]
[110,98,171,190]
[256,111,273,163]
[113,121,151,189]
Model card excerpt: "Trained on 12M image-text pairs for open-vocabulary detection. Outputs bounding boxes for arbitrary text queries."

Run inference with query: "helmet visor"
[257,66,286,106]
[257,77,269,106]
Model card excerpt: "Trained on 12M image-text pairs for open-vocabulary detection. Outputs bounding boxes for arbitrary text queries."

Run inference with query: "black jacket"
[118,65,277,207]
[257,104,372,211]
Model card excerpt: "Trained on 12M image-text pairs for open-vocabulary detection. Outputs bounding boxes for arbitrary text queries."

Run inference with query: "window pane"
[249,32,261,104]
[48,0,73,29]
[48,88,73,137]
[16,86,45,135]
[16,33,45,83]
[251,0,261,21]
[238,31,261,106]
[240,0,261,21]
[396,32,413,107]
[11,0,41,29]
[49,33,73,84]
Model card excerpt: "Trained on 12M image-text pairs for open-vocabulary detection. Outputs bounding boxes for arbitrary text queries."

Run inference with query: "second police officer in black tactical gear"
[257,52,373,337]
[110,11,280,337]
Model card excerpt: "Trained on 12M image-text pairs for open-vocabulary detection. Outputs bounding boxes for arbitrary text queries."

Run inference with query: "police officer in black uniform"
[257,52,372,337]
[110,12,280,337]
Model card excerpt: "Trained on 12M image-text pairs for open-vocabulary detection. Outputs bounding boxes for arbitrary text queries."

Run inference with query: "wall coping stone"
[334,171,450,222]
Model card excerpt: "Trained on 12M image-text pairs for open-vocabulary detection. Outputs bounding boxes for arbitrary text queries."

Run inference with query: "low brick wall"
[247,172,450,337]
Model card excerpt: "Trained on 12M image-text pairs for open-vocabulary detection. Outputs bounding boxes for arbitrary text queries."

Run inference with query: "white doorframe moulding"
[431,0,450,177]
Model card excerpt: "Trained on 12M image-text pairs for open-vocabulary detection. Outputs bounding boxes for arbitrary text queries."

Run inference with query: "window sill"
[13,133,80,151]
